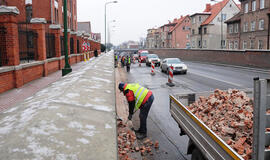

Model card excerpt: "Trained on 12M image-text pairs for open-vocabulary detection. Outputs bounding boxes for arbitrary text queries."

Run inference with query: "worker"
[114,54,118,68]
[118,82,154,139]
[126,55,131,72]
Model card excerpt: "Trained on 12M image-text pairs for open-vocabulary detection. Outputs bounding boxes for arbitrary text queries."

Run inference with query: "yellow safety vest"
[125,83,149,110]
[128,57,131,64]
[115,55,118,60]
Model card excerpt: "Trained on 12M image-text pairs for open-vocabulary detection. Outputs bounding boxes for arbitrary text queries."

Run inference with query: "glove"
[128,114,132,120]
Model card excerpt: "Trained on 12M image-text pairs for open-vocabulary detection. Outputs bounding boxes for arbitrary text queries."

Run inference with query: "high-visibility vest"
[128,57,131,64]
[115,55,118,60]
[125,83,149,110]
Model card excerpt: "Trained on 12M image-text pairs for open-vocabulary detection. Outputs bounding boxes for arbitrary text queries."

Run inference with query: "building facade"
[226,0,270,50]
[169,15,191,48]
[190,0,240,49]
[146,28,159,49]
[159,21,177,48]
[0,2,101,94]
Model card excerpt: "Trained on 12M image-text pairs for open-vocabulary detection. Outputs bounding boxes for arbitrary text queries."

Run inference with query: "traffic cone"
[167,66,175,87]
[151,62,155,75]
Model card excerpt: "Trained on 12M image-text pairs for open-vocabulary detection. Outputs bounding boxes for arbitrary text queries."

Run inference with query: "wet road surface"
[125,61,270,160]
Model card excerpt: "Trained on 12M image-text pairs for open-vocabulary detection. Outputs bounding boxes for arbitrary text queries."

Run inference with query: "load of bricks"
[117,120,159,160]
[187,89,253,160]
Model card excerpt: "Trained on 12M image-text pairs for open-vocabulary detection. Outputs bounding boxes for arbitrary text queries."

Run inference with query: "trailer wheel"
[191,148,206,160]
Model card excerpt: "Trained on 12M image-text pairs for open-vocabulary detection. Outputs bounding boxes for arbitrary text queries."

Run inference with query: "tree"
[101,44,106,52]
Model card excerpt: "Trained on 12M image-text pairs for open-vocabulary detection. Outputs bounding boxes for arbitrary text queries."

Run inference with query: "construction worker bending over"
[118,82,154,139]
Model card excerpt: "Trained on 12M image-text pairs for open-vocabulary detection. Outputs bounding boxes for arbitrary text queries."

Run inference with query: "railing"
[46,33,56,58]
[18,24,38,63]
[0,25,7,67]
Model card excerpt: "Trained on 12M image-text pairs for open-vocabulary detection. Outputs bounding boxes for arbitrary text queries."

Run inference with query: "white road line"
[190,70,244,88]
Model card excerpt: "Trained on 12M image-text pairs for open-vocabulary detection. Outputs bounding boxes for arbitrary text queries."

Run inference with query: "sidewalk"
[0,53,117,160]
[0,61,86,112]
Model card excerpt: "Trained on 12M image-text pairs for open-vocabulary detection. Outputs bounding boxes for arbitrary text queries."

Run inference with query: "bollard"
[151,62,155,75]
[167,66,175,87]
[87,52,90,61]
[84,53,87,62]
[139,59,141,67]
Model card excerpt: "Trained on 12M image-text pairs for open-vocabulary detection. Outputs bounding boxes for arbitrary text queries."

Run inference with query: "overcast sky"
[77,0,239,45]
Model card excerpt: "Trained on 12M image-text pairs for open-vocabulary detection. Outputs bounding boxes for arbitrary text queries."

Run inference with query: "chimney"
[205,3,211,12]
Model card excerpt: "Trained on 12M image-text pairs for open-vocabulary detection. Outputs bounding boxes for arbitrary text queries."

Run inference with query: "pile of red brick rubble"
[187,89,254,159]
[117,120,159,160]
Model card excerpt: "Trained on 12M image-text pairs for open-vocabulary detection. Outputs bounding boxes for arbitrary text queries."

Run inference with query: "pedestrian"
[118,82,154,139]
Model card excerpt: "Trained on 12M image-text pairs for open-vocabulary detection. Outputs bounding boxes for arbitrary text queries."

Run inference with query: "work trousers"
[139,94,154,134]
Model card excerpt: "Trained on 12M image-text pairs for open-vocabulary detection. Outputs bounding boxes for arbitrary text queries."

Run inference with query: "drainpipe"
[267,13,270,50]
[51,0,53,24]
[199,26,202,49]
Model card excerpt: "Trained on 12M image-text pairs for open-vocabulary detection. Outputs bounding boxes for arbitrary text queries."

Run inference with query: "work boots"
[134,129,147,139]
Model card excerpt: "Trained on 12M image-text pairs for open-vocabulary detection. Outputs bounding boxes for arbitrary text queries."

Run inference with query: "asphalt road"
[125,61,270,160]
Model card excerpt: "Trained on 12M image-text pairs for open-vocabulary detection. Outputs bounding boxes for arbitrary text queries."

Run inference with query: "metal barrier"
[18,24,38,63]
[70,37,74,54]
[0,25,7,67]
[46,33,56,58]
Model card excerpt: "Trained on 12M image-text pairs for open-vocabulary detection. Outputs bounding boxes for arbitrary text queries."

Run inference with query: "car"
[146,54,161,67]
[161,58,187,74]
[138,50,149,63]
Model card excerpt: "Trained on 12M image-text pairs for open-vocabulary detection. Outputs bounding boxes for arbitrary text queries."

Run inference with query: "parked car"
[161,58,187,74]
[138,50,149,63]
[146,54,161,67]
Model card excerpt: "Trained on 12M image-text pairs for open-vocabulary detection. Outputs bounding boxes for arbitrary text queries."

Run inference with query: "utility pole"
[62,0,72,76]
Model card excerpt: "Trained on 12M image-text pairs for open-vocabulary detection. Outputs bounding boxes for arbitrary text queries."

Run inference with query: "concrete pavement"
[0,53,117,160]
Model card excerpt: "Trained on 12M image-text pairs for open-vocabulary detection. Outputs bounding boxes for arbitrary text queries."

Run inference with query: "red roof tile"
[169,15,189,33]
[201,0,230,26]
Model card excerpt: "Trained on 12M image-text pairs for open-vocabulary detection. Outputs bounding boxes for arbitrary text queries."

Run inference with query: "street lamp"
[105,1,117,53]
[211,0,223,49]
[62,0,72,76]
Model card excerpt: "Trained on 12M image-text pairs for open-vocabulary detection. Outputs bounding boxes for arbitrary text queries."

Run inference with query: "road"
[125,61,270,160]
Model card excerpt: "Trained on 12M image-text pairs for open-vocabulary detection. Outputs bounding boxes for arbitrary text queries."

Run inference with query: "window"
[234,41,238,49]
[244,3,249,13]
[186,34,189,39]
[259,19,264,30]
[243,41,247,49]
[222,14,227,21]
[229,41,233,49]
[234,24,239,33]
[198,28,202,34]
[229,24,233,33]
[26,5,32,23]
[250,40,255,49]
[251,21,256,31]
[192,17,196,24]
[192,29,195,35]
[198,40,201,48]
[260,0,265,9]
[54,8,59,24]
[243,22,248,32]
[182,26,185,30]
[199,16,202,22]
[203,40,207,48]
[192,41,195,48]
[258,40,263,49]
[204,27,207,34]
[221,40,226,48]
[252,1,256,11]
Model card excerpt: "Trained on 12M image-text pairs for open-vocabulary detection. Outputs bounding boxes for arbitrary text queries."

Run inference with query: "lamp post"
[211,0,224,49]
[62,0,72,76]
[108,20,116,46]
[105,1,117,53]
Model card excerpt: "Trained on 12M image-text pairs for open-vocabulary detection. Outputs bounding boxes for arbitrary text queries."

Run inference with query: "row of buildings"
[0,0,101,93]
[146,0,270,50]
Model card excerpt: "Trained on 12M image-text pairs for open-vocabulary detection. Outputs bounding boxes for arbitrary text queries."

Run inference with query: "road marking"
[190,70,244,88]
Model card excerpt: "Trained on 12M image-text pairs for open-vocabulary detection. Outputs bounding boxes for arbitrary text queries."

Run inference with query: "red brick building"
[0,1,101,94]
[226,0,270,50]
[169,15,191,49]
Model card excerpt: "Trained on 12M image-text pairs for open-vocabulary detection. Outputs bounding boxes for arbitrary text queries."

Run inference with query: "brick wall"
[22,65,44,84]
[0,71,15,93]
[48,60,59,74]
[149,49,270,69]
